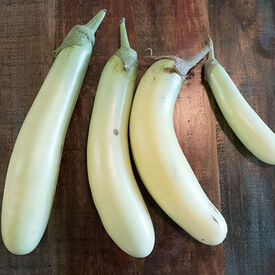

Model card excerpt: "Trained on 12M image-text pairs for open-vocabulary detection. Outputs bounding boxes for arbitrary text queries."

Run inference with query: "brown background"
[0,0,274,274]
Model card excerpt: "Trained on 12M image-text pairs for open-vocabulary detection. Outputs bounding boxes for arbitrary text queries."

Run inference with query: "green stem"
[120,17,130,48]
[186,44,210,70]
[115,18,137,70]
[53,9,106,57]
[208,37,215,61]
[204,37,218,80]
[86,9,106,33]
[145,44,210,77]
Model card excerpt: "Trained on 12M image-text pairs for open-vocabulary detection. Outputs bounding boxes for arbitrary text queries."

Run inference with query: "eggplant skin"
[87,19,155,258]
[205,49,275,165]
[130,59,227,246]
[1,43,92,255]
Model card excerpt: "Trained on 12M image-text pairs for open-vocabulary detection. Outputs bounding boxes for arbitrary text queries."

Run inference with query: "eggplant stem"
[86,9,106,33]
[120,17,130,48]
[145,44,210,78]
[115,18,137,70]
[208,37,215,60]
[185,45,210,72]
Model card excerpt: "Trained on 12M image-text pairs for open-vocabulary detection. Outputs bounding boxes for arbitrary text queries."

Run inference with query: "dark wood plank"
[208,0,275,274]
[0,0,59,274]
[51,0,225,273]
[131,0,224,274]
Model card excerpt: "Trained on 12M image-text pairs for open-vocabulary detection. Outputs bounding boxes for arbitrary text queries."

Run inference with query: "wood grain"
[208,1,275,275]
[0,0,274,274]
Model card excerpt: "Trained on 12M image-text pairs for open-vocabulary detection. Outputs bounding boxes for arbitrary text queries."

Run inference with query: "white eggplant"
[204,39,275,165]
[130,47,227,245]
[1,10,106,255]
[86,19,155,258]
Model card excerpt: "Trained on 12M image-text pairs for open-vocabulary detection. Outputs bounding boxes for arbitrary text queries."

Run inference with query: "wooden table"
[0,0,274,274]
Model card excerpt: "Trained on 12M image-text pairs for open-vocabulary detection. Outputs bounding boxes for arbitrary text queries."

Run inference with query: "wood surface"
[0,0,274,274]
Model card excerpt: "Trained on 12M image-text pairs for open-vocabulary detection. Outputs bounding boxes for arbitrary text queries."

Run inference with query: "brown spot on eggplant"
[212,215,219,224]
[163,67,176,74]
[113,129,119,136]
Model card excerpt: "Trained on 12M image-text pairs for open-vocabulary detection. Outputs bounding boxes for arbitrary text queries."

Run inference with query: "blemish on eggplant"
[212,215,219,224]
[201,238,205,241]
[113,129,119,136]
[163,67,176,74]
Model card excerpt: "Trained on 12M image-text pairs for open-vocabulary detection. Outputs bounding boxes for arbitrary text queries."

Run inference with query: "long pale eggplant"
[130,47,228,245]
[204,38,275,165]
[1,9,106,255]
[87,18,155,258]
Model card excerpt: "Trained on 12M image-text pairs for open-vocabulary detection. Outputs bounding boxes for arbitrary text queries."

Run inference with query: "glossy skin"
[130,59,227,245]
[87,54,155,258]
[1,43,92,255]
[205,62,275,165]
